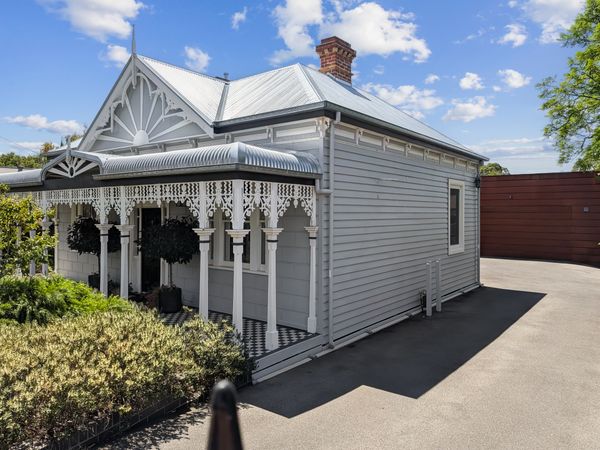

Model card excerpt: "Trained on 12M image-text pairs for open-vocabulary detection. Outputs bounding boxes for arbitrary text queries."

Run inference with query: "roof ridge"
[296,64,325,102]
[228,63,299,83]
[138,54,225,84]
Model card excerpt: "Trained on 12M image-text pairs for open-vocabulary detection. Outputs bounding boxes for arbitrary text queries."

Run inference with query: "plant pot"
[159,286,182,313]
[88,273,100,290]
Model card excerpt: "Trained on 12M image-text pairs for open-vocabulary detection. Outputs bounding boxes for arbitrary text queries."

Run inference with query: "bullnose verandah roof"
[0,142,321,188]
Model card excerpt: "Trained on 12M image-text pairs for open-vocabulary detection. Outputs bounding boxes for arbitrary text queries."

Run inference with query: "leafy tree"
[0,186,55,276]
[40,142,55,154]
[538,0,600,171]
[67,217,120,273]
[0,152,44,169]
[480,162,510,176]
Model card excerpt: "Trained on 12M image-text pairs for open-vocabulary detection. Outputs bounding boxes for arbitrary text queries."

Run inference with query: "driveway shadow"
[240,286,545,418]
[100,405,208,449]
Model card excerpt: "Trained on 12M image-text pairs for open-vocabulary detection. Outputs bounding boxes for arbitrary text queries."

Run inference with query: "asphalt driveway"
[107,258,600,449]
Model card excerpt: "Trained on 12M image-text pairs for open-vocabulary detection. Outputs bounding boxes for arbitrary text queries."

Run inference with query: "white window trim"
[448,179,465,255]
[210,209,266,273]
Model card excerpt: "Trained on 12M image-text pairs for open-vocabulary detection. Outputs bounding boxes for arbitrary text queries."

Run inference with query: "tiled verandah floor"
[160,309,315,359]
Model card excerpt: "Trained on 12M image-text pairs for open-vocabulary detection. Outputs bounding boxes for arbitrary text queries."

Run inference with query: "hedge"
[0,274,131,325]
[0,309,248,448]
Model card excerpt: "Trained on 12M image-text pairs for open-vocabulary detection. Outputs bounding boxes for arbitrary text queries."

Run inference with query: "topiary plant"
[67,217,120,287]
[136,217,199,312]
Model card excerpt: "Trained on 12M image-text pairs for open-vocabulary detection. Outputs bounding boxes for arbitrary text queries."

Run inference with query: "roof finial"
[131,24,136,56]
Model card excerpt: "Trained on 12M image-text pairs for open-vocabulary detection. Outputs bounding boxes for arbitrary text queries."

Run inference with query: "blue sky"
[0,0,586,173]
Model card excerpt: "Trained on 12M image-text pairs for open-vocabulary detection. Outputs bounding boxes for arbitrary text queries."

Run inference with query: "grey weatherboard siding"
[323,125,479,342]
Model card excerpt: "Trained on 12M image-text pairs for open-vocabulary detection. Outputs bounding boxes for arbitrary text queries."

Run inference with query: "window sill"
[208,265,267,276]
[448,245,465,255]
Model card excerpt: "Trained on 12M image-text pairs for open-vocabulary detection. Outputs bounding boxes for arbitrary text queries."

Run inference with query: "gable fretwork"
[46,153,98,179]
[87,71,206,153]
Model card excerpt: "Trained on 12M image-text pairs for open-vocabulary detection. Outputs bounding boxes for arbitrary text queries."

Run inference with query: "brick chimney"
[316,36,356,84]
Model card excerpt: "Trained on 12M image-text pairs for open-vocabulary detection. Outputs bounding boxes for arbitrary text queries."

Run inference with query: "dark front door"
[141,208,162,292]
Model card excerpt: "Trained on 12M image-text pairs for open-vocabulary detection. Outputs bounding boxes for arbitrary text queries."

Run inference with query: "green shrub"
[0,310,248,448]
[181,318,252,389]
[0,274,131,324]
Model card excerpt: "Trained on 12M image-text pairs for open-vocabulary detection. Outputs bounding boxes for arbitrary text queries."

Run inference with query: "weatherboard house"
[0,37,486,380]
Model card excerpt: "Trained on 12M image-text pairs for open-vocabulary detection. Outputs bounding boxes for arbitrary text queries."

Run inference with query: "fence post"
[207,380,243,450]
[436,259,442,312]
[426,262,432,317]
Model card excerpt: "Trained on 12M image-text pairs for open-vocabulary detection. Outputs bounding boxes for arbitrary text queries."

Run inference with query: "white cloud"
[498,23,528,47]
[424,74,439,84]
[101,44,130,67]
[270,0,323,65]
[453,27,490,45]
[493,85,502,92]
[361,82,443,118]
[184,46,211,73]
[321,2,431,63]
[469,136,564,173]
[232,7,248,30]
[270,1,430,65]
[459,72,484,90]
[4,114,84,135]
[7,142,47,153]
[508,1,519,7]
[498,69,532,89]
[522,0,585,43]
[373,65,385,75]
[37,0,144,42]
[443,97,496,123]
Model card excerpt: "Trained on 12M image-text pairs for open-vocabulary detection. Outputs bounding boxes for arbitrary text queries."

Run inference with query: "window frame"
[210,208,267,274]
[448,179,465,255]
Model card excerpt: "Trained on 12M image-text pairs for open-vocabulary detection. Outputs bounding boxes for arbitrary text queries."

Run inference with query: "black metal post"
[207,380,244,450]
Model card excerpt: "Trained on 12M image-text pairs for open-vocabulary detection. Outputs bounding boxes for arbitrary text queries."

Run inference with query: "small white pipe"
[436,259,442,312]
[426,262,432,317]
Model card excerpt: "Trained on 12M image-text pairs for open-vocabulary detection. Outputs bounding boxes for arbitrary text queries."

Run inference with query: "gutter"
[214,103,487,163]
[93,164,321,181]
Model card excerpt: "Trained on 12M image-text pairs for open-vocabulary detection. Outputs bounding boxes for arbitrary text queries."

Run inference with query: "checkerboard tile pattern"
[159,309,314,359]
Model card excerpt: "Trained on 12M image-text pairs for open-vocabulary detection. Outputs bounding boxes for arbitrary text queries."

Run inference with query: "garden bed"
[0,276,250,449]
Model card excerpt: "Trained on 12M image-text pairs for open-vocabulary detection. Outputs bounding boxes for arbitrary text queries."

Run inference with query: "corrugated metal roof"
[0,144,321,186]
[222,65,321,121]
[133,55,481,158]
[0,169,42,186]
[299,65,470,152]
[99,142,321,178]
[139,55,226,123]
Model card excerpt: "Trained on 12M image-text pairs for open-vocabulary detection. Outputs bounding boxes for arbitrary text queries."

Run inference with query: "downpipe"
[327,112,341,347]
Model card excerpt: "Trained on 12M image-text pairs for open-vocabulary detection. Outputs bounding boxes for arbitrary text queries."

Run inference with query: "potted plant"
[137,217,198,313]
[67,216,120,289]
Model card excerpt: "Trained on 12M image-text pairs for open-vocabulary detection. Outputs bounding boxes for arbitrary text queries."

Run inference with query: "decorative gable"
[80,57,212,153]
[46,153,98,179]
[41,149,106,180]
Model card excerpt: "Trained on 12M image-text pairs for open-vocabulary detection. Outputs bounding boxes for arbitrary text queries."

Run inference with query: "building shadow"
[240,286,545,418]
[100,405,208,449]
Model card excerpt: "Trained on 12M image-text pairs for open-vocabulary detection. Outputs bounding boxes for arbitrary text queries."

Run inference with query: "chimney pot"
[316,36,356,84]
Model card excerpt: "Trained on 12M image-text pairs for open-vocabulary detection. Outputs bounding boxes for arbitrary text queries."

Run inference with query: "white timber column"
[28,229,36,276]
[304,226,318,333]
[193,228,214,319]
[227,179,249,335]
[227,229,249,333]
[96,223,112,296]
[116,224,134,299]
[41,216,52,276]
[263,227,283,351]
